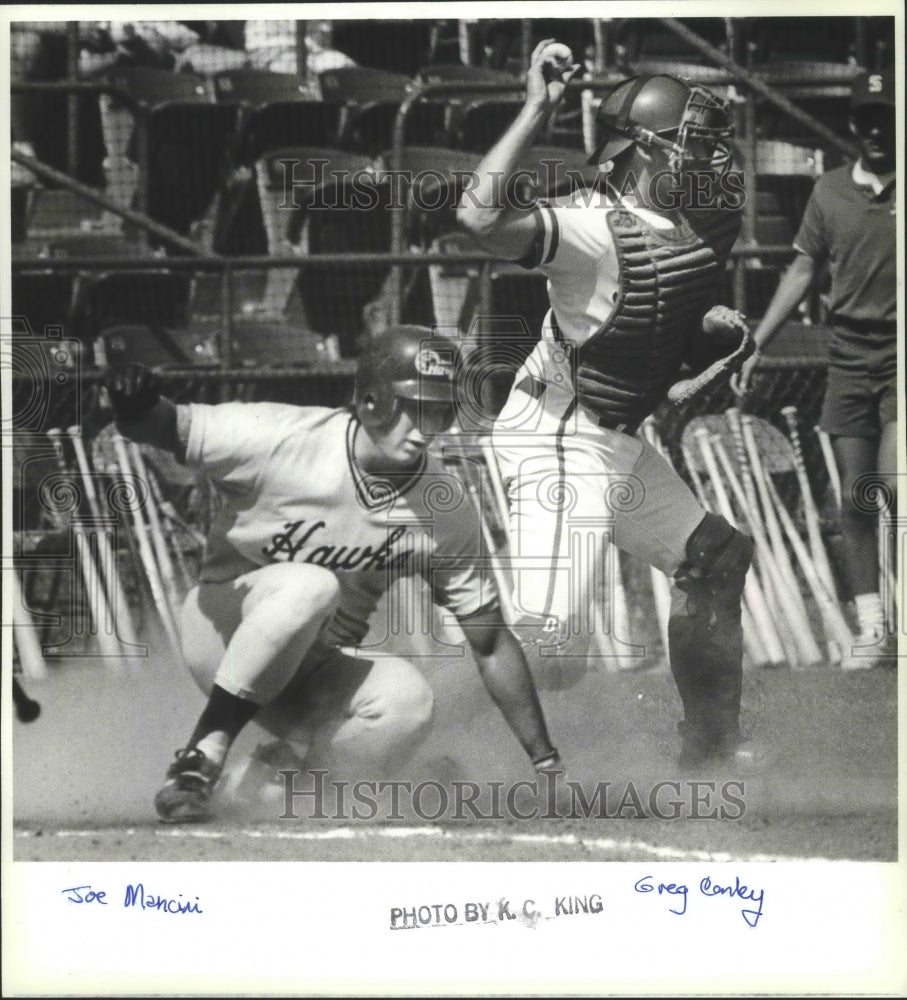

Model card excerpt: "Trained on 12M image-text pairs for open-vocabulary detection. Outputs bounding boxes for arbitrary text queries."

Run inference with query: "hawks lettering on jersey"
[262,520,413,573]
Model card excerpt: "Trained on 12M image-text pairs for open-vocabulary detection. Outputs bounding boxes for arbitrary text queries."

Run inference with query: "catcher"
[106,325,563,823]
[457,41,758,770]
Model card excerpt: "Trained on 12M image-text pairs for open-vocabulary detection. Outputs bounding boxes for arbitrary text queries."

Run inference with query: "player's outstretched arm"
[456,39,581,260]
[105,362,183,456]
[458,606,564,771]
[733,253,817,395]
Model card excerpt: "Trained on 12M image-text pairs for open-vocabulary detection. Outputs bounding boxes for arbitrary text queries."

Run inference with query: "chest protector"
[570,206,741,432]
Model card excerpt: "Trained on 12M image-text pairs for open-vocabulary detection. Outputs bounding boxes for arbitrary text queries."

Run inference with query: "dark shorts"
[820,365,898,438]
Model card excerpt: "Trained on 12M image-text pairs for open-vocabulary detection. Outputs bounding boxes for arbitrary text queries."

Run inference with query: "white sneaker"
[840,629,891,671]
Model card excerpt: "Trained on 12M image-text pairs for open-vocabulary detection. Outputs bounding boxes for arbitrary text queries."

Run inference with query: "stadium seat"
[204,69,342,254]
[319,66,409,156]
[211,69,340,164]
[613,17,730,64]
[386,146,481,250]
[237,145,375,320]
[411,64,521,147]
[41,233,153,259]
[258,146,375,245]
[331,20,438,77]
[459,265,550,423]
[70,271,193,348]
[105,66,239,242]
[517,144,600,198]
[414,64,520,86]
[620,59,731,84]
[318,66,443,155]
[451,97,526,153]
[182,317,334,367]
[186,270,271,322]
[272,148,396,355]
[424,230,484,332]
[746,17,857,65]
[99,322,213,368]
[211,68,312,104]
[106,66,209,104]
[10,272,77,338]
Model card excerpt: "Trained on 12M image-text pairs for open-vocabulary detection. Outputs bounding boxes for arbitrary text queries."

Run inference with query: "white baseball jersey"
[181,401,497,647]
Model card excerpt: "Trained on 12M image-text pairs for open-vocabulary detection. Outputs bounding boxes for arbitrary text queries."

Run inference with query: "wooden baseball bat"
[760,457,855,662]
[719,411,793,638]
[710,433,823,667]
[815,426,843,509]
[66,426,140,649]
[743,415,846,664]
[46,429,121,658]
[146,471,206,546]
[728,413,803,611]
[681,442,711,508]
[127,441,182,621]
[11,571,48,680]
[692,427,788,667]
[725,409,822,665]
[111,434,182,652]
[781,407,838,597]
[146,468,195,592]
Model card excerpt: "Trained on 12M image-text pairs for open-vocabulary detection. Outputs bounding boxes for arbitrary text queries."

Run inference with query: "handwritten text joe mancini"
[61,884,202,914]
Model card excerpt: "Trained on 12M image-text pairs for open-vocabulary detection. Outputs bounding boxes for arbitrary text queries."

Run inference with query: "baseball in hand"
[541,42,574,72]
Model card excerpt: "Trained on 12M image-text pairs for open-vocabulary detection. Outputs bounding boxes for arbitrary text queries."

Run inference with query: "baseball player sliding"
[106,326,563,823]
[457,41,759,770]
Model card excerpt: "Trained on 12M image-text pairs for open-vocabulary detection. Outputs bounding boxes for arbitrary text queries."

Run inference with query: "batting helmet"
[589,74,734,175]
[354,325,460,429]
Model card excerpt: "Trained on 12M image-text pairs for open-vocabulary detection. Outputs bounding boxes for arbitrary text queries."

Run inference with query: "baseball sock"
[189,685,260,768]
[853,592,885,639]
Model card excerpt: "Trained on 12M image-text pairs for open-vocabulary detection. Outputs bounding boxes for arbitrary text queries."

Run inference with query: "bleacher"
[10,15,895,377]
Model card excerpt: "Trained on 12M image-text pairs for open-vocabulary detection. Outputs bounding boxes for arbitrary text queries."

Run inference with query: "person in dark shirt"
[735,69,897,670]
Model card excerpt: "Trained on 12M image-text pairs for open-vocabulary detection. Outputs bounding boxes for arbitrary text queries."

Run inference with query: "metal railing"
[12,245,814,361]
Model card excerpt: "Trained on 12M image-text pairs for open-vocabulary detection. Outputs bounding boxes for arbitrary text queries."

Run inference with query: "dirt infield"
[13,629,899,863]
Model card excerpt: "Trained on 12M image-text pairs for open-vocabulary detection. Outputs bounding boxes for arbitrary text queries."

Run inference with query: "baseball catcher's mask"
[589,73,734,177]
[355,325,461,430]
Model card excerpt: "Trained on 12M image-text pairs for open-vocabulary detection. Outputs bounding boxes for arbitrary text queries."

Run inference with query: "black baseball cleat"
[154,747,222,824]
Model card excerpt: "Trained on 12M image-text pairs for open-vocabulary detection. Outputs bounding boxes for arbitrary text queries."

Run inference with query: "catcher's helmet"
[589,74,734,175]
[354,325,460,429]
